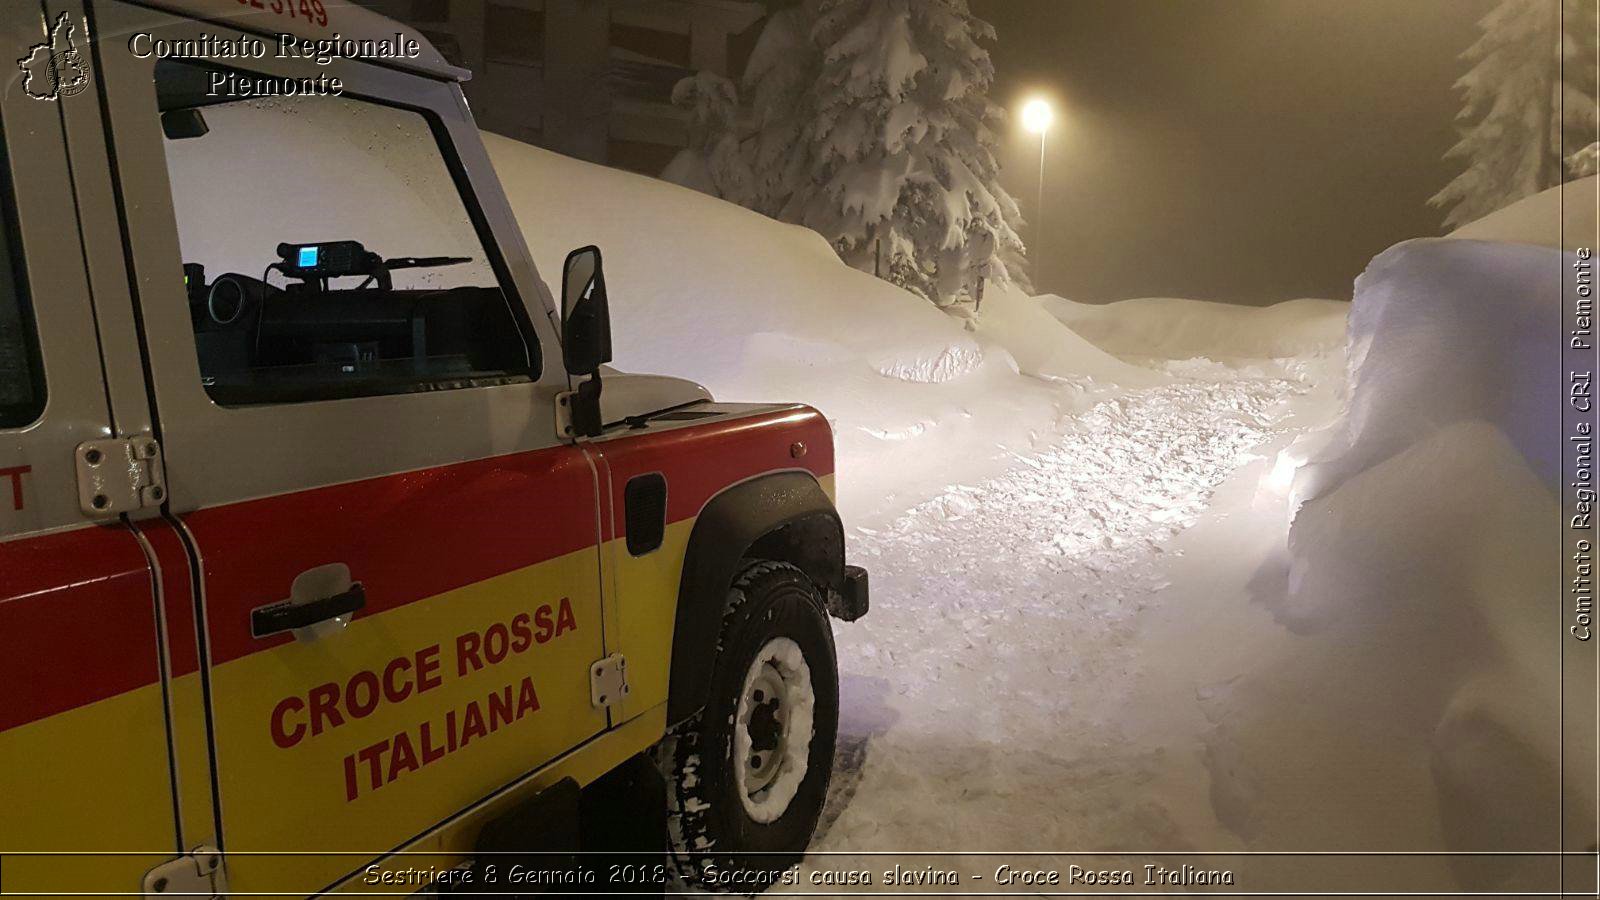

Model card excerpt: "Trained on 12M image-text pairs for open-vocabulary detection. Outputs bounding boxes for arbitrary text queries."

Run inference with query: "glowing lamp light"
[1022,98,1054,134]
[1021,95,1056,285]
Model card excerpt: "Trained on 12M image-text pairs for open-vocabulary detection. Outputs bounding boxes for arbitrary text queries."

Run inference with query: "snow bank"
[1042,295,1350,363]
[1286,423,1560,850]
[1292,238,1559,501]
[484,134,1155,520]
[1269,233,1582,885]
[485,133,976,389]
[971,287,1167,387]
[1445,174,1597,252]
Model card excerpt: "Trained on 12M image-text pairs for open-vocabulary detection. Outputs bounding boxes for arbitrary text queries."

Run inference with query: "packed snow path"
[801,364,1316,862]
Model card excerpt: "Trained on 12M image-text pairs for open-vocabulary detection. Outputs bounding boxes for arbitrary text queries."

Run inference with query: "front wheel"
[654,560,840,892]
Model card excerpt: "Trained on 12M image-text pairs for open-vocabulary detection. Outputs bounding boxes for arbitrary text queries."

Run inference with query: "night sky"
[970,0,1495,304]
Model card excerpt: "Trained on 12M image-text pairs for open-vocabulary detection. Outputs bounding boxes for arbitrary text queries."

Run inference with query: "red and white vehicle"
[0,2,866,894]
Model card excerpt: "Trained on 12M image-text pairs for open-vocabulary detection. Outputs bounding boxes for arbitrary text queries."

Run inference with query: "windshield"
[156,61,532,406]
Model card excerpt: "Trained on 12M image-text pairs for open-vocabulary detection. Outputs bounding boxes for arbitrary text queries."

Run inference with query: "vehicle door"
[0,1,178,891]
[86,4,608,893]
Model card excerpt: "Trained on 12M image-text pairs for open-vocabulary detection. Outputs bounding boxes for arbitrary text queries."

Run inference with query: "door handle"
[251,583,366,638]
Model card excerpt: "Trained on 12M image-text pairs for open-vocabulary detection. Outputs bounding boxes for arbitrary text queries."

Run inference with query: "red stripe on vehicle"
[598,406,835,524]
[2,407,835,728]
[0,526,160,732]
[188,442,604,667]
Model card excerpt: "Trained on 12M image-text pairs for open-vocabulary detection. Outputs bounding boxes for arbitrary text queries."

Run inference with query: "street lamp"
[1022,98,1054,135]
[1021,98,1053,285]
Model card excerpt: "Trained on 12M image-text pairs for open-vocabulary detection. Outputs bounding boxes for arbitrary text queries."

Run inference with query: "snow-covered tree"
[741,2,823,216]
[661,72,754,205]
[1432,0,1599,228]
[663,0,1029,308]
[789,0,1028,305]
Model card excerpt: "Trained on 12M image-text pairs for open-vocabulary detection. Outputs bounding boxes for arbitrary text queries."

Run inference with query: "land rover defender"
[0,1,867,894]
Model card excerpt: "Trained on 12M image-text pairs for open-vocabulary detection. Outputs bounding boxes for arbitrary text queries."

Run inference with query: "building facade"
[361,0,764,174]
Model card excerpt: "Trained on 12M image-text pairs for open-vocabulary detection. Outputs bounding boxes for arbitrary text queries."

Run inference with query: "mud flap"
[827,564,870,622]
[461,757,667,896]
[467,777,582,893]
[578,754,667,896]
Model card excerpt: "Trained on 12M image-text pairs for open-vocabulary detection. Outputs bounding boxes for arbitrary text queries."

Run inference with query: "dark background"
[971,0,1495,304]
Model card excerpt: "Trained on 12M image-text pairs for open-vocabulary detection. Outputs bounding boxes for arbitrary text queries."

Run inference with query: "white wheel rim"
[733,636,815,824]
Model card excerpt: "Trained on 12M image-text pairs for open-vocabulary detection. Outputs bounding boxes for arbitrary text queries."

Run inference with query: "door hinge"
[590,654,629,708]
[142,846,224,897]
[556,378,604,440]
[556,389,578,440]
[76,434,166,518]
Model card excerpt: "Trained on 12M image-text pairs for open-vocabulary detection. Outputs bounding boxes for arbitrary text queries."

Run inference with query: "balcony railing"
[606,58,695,105]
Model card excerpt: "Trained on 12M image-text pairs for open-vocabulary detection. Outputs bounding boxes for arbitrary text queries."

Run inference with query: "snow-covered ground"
[813,361,1329,847]
[767,339,1356,892]
[485,136,1582,893]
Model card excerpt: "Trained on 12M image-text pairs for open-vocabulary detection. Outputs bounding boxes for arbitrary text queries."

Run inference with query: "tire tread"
[653,560,833,891]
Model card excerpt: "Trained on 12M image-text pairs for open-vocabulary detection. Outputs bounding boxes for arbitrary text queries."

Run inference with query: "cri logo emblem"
[17,12,90,102]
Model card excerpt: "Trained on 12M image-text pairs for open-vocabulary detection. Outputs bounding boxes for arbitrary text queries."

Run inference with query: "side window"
[153,61,536,406]
[0,121,44,429]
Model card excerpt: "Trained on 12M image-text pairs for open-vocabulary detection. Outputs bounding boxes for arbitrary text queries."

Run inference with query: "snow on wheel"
[735,636,815,824]
[654,560,839,892]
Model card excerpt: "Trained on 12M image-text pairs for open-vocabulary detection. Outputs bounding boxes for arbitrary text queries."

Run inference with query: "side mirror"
[561,246,613,377]
[161,108,210,140]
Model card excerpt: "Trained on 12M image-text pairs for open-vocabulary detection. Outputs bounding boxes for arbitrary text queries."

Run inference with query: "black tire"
[653,560,840,893]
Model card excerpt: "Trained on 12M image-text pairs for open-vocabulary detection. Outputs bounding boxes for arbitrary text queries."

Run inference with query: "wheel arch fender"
[667,470,844,727]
